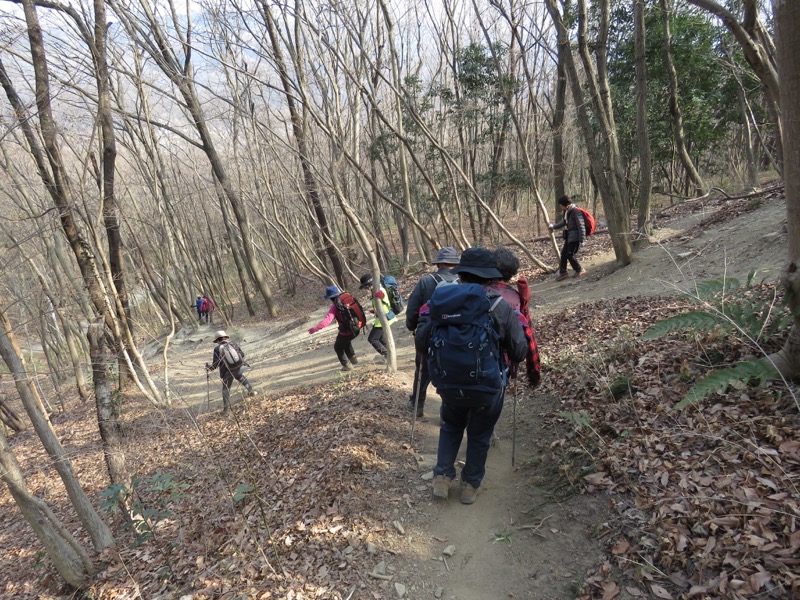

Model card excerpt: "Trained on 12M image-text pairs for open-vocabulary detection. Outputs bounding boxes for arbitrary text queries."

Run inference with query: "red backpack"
[575,207,596,236]
[335,292,366,337]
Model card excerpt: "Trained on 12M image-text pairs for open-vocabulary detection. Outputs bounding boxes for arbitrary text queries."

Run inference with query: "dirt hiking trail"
[154,189,786,599]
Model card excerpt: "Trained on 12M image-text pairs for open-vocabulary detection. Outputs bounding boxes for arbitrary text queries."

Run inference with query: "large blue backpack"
[381,275,405,315]
[426,284,505,395]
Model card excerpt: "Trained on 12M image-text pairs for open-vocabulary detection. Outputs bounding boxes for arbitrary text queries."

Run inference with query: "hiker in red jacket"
[203,295,216,324]
[308,286,361,372]
[548,195,587,281]
[489,248,541,387]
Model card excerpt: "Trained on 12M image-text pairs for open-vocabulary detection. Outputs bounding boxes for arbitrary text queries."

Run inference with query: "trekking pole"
[206,369,211,411]
[409,360,424,445]
[511,379,518,467]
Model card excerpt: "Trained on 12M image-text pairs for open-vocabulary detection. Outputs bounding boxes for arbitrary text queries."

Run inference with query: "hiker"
[489,248,541,387]
[359,274,397,360]
[203,294,216,324]
[200,296,210,323]
[405,246,460,417]
[206,330,256,413]
[194,296,204,322]
[548,195,587,281]
[416,247,527,504]
[308,285,362,371]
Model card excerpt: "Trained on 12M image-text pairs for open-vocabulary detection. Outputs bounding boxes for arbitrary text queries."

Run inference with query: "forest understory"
[1,184,797,600]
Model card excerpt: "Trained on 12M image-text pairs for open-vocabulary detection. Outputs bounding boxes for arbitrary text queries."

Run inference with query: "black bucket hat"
[451,247,502,280]
[359,274,374,289]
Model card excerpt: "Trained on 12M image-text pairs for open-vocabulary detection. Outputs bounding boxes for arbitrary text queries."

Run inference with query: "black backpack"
[426,284,505,397]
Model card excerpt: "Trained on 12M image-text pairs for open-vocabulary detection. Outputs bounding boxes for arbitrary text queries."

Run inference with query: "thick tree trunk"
[88,323,130,493]
[552,46,568,203]
[0,309,115,551]
[768,0,800,381]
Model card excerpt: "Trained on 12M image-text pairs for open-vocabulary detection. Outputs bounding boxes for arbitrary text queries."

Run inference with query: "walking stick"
[206,369,211,411]
[409,357,424,445]
[511,379,518,467]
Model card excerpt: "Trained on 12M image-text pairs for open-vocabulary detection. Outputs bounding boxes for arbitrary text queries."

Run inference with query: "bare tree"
[660,0,705,195]
[0,308,114,551]
[635,0,653,237]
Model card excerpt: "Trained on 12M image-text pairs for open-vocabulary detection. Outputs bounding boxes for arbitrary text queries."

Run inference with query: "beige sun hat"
[213,330,229,343]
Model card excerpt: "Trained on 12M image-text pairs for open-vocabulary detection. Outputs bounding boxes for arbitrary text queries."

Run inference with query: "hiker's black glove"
[205,363,211,371]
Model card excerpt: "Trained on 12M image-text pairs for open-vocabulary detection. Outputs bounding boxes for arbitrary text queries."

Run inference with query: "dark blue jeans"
[433,388,505,488]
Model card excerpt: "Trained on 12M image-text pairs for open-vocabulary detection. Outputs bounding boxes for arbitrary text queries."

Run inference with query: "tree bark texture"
[635,0,653,236]
[0,429,94,588]
[0,309,115,551]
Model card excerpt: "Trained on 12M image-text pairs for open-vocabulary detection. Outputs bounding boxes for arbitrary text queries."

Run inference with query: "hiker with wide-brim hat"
[404,246,461,417]
[415,247,527,505]
[206,330,256,413]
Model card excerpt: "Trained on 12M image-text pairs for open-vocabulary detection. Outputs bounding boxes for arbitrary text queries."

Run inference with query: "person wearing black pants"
[359,274,396,360]
[549,195,587,281]
[308,286,359,371]
[404,247,460,417]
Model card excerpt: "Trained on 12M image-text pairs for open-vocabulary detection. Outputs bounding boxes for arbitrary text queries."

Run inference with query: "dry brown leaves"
[1,372,416,599]
[534,293,800,599]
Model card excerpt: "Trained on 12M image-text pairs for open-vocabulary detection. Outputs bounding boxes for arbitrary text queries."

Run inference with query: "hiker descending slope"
[416,248,527,505]
[308,285,365,371]
[206,330,256,413]
[359,274,397,361]
[193,296,204,323]
[405,246,460,417]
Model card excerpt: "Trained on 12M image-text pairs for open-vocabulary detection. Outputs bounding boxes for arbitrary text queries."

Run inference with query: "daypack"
[381,275,404,315]
[575,207,596,236]
[335,292,366,337]
[426,284,505,396]
[431,272,459,290]
[220,342,243,370]
[200,298,209,312]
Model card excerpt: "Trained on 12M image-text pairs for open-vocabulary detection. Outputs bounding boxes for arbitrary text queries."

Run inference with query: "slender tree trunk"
[635,0,653,237]
[0,429,94,587]
[256,0,346,286]
[660,0,705,195]
[0,309,115,551]
[553,44,568,203]
[0,396,26,432]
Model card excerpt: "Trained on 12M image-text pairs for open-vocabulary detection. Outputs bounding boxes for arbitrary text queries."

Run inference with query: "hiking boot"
[221,405,230,414]
[432,475,453,499]
[340,362,353,372]
[349,356,358,365]
[574,269,587,278]
[555,272,569,282]
[460,482,479,505]
[247,388,257,397]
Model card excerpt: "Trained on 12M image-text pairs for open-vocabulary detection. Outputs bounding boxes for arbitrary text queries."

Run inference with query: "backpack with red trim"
[493,280,541,387]
[335,292,366,337]
[575,207,596,236]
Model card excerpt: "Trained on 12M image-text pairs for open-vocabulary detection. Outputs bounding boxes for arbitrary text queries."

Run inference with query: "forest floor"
[1,180,797,600]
